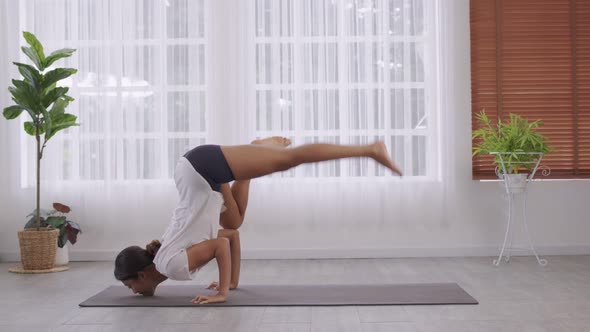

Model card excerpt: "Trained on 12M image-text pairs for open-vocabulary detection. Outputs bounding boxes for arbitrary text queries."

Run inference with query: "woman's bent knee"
[221,213,243,230]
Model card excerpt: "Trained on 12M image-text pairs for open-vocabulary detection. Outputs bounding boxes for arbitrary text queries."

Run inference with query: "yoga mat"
[79,283,478,307]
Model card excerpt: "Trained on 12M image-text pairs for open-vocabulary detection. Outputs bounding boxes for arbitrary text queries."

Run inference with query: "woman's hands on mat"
[207,281,237,291]
[191,292,227,304]
[190,280,235,304]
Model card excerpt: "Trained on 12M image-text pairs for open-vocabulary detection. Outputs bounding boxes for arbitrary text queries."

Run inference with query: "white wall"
[1,0,588,262]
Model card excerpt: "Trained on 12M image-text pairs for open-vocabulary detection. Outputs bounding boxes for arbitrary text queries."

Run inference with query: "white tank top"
[153,156,226,280]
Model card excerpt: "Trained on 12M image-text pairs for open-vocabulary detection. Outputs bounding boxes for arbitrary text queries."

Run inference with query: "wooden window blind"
[470,0,590,179]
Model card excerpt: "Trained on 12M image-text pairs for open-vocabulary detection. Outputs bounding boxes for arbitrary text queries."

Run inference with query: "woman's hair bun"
[145,239,162,256]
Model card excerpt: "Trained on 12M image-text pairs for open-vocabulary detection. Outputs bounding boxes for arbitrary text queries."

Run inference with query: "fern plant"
[472,110,553,174]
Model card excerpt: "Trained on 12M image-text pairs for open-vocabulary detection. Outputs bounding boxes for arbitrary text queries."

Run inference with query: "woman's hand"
[207,281,237,290]
[191,292,227,304]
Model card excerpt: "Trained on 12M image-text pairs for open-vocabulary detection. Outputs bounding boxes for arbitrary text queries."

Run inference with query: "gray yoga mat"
[79,283,478,307]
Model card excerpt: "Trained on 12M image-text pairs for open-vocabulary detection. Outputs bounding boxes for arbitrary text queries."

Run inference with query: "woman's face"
[122,274,155,296]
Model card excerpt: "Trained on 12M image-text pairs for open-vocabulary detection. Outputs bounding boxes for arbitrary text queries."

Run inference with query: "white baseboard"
[1,245,590,262]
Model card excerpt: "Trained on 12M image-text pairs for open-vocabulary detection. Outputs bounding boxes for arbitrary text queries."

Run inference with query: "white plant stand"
[491,152,549,266]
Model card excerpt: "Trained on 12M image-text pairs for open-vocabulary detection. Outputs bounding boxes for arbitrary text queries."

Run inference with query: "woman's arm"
[212,229,241,289]
[186,238,231,303]
[228,230,240,288]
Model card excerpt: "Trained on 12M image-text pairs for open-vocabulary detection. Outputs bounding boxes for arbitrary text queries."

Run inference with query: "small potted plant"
[2,31,79,271]
[24,202,82,266]
[472,110,553,192]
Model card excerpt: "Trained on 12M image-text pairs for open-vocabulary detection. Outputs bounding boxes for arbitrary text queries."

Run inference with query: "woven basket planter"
[17,228,59,270]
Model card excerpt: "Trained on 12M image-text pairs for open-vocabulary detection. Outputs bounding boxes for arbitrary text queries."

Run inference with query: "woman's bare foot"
[371,140,403,176]
[251,136,292,148]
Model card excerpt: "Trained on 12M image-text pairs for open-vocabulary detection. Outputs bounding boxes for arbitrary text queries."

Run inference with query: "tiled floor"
[1,256,590,331]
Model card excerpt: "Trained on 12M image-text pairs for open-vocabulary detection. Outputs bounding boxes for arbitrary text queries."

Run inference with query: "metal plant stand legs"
[491,152,548,267]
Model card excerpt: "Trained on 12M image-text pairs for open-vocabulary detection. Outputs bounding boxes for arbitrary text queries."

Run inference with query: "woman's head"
[114,240,164,296]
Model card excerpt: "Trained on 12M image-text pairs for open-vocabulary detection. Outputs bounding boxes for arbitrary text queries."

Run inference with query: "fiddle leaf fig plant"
[2,31,79,230]
[472,110,553,174]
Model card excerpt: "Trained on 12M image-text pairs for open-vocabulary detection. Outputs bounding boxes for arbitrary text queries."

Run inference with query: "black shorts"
[183,144,236,192]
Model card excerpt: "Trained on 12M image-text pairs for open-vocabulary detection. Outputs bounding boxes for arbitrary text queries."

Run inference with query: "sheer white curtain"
[20,0,207,186]
[10,0,210,251]
[247,0,432,179]
[232,0,458,252]
[2,0,460,256]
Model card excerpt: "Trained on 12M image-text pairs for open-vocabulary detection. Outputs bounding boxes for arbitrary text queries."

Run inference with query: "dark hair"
[114,240,162,281]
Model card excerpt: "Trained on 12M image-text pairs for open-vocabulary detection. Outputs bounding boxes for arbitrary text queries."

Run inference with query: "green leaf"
[46,216,66,229]
[21,46,44,71]
[13,62,42,89]
[8,80,39,112]
[52,112,76,124]
[41,107,53,140]
[44,48,76,68]
[24,121,45,136]
[23,32,45,62]
[24,216,48,229]
[42,68,77,90]
[50,97,69,119]
[12,79,32,92]
[25,208,56,218]
[3,105,25,120]
[41,87,69,108]
[10,100,36,121]
[58,227,69,247]
[46,114,79,140]
[41,82,56,97]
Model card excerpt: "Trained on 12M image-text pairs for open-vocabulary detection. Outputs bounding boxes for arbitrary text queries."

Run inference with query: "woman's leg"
[229,180,250,218]
[219,182,248,230]
[219,137,293,229]
[220,139,402,181]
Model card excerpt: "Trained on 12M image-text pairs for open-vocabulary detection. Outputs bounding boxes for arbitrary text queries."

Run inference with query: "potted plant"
[24,203,82,266]
[472,110,553,192]
[2,31,79,271]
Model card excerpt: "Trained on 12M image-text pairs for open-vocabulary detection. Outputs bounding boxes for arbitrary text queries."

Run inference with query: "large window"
[19,0,439,187]
[250,0,438,179]
[20,0,208,186]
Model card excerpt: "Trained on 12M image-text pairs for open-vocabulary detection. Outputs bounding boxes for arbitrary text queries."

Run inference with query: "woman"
[114,137,402,304]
